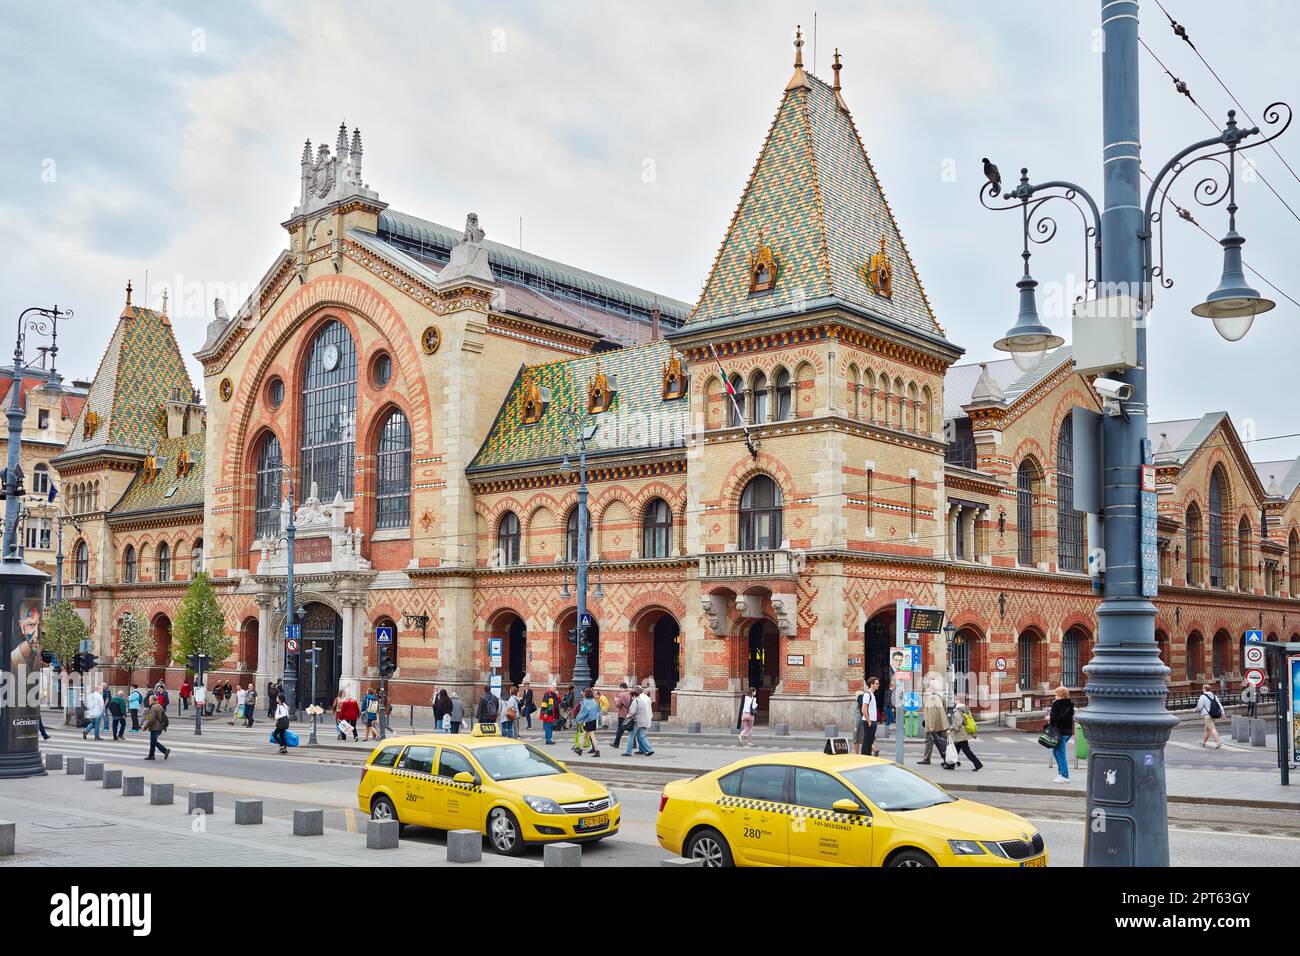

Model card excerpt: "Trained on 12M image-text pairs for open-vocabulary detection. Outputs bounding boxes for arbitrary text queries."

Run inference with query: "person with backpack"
[108,688,128,740]
[1197,682,1224,749]
[361,687,380,740]
[572,686,601,757]
[737,686,759,747]
[82,684,105,741]
[476,686,500,727]
[501,685,520,739]
[621,686,655,756]
[859,677,880,756]
[244,683,257,728]
[1242,679,1258,720]
[1045,686,1075,782]
[948,695,982,771]
[539,684,559,744]
[128,684,143,732]
[272,698,291,754]
[142,693,171,760]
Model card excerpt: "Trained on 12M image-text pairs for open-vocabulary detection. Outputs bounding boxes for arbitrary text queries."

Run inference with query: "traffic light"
[80,652,98,672]
[70,652,82,674]
[0,465,26,499]
[377,645,396,678]
[187,652,208,677]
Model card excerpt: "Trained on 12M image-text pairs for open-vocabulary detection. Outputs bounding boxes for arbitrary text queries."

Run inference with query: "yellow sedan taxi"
[357,727,620,855]
[656,750,1046,868]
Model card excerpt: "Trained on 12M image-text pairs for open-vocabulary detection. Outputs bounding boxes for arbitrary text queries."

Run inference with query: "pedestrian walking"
[948,696,983,771]
[1045,686,1075,781]
[1242,680,1258,720]
[155,682,170,715]
[501,685,520,739]
[621,686,655,756]
[611,683,631,749]
[222,680,234,715]
[448,691,465,734]
[82,684,104,740]
[433,688,451,731]
[476,686,500,727]
[266,680,278,719]
[1196,682,1224,749]
[917,679,948,766]
[108,688,127,740]
[179,678,192,712]
[193,681,207,718]
[737,686,759,747]
[142,694,171,760]
[98,683,112,737]
[572,687,601,756]
[272,698,291,754]
[521,681,535,731]
[230,684,247,725]
[560,685,575,731]
[361,687,380,740]
[128,684,143,732]
[244,683,257,728]
[859,677,880,756]
[337,690,359,740]
[539,684,559,744]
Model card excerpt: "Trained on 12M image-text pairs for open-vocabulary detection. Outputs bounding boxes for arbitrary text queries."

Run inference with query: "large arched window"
[1062,628,1090,688]
[642,498,672,558]
[32,463,50,496]
[1208,466,1226,587]
[1237,515,1252,591]
[1017,630,1040,691]
[124,545,137,584]
[1056,418,1084,572]
[1290,528,1299,595]
[192,539,203,577]
[497,512,521,566]
[157,542,171,583]
[254,434,283,540]
[1017,460,1038,566]
[1185,503,1201,585]
[1212,630,1232,676]
[739,475,782,551]
[565,508,592,563]
[750,371,768,425]
[374,410,412,530]
[727,374,745,427]
[74,541,88,583]
[774,369,792,421]
[1186,632,1203,681]
[300,320,358,501]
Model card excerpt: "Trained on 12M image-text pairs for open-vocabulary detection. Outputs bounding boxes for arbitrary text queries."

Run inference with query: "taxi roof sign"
[471,722,500,738]
[824,737,852,755]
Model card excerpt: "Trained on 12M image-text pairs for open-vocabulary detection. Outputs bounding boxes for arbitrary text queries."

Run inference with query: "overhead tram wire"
[1154,0,1300,190]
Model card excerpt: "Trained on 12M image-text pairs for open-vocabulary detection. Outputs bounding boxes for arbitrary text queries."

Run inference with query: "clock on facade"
[322,343,340,371]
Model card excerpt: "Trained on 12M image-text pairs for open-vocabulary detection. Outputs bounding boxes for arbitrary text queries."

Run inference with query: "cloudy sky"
[3,1,1298,458]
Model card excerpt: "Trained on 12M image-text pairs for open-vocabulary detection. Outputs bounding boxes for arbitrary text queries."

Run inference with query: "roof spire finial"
[794,25,804,69]
[125,279,132,306]
[832,48,842,90]
[161,287,169,315]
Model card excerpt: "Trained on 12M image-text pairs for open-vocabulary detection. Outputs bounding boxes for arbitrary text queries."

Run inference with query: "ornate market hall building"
[64,35,1300,728]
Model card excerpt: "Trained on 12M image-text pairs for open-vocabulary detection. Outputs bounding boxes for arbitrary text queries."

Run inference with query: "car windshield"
[839,763,956,811]
[472,743,566,782]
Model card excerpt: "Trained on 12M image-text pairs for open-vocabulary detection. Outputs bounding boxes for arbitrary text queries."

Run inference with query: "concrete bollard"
[446,828,482,863]
[150,783,174,805]
[651,722,661,734]
[293,809,324,836]
[234,799,263,825]
[102,769,122,789]
[188,790,215,815]
[0,820,13,857]
[65,756,84,775]
[824,724,839,738]
[1251,720,1267,747]
[774,723,790,736]
[122,775,144,797]
[84,761,104,782]
[367,818,400,849]
[661,856,704,867]
[687,722,702,734]
[543,841,582,867]
[44,753,63,771]
[1230,715,1245,741]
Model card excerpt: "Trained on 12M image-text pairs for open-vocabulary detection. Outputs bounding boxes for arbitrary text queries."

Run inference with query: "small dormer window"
[520,370,548,425]
[588,360,614,414]
[662,355,688,401]
[749,228,778,294]
[38,409,49,430]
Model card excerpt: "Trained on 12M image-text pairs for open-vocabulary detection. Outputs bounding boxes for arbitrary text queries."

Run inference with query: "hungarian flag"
[708,342,758,460]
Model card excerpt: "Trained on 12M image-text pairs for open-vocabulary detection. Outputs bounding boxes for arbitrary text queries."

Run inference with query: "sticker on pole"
[375,624,395,646]
[1244,644,1265,668]
[1244,669,1265,687]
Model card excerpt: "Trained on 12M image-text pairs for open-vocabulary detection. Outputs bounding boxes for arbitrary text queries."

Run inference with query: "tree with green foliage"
[171,573,233,681]
[114,609,155,688]
[43,600,88,711]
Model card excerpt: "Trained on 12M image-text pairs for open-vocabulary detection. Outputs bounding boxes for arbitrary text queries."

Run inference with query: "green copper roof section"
[468,339,689,472]
[110,432,206,516]
[690,72,943,340]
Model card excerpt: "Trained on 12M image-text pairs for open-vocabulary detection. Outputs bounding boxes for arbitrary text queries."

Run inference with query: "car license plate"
[1021,856,1046,867]
[576,813,609,832]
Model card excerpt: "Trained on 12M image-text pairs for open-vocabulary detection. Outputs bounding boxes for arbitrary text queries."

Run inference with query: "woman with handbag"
[948,696,983,771]
[1043,686,1075,782]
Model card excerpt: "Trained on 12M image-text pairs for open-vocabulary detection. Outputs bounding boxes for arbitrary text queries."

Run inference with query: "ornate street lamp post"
[560,410,599,696]
[979,0,1289,866]
[274,479,305,720]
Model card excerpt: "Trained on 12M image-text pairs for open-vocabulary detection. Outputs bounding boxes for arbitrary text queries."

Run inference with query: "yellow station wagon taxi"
[656,751,1046,868]
[357,728,621,855]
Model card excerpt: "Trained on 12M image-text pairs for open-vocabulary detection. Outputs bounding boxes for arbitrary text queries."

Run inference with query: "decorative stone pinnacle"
[832,48,842,90]
[793,25,804,69]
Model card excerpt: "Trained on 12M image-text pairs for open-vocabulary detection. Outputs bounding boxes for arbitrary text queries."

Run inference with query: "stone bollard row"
[65,756,84,775]
[0,820,13,858]
[122,776,144,797]
[661,856,704,867]
[446,829,482,863]
[543,841,581,867]
[1251,719,1268,747]
[150,783,174,805]
[102,769,122,790]
[367,818,399,849]
[44,752,63,771]
[293,808,324,836]
[188,790,215,815]
[234,800,263,825]
[84,760,104,782]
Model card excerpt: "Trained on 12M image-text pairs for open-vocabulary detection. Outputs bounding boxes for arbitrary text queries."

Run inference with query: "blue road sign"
[375,624,395,645]
[1245,629,1263,644]
[488,637,502,658]
[579,611,595,630]
[284,624,301,642]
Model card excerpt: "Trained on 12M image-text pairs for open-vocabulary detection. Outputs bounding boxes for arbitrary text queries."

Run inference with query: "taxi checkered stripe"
[389,768,481,792]
[716,796,868,826]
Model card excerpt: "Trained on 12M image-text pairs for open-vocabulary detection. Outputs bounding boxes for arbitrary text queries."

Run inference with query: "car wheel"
[684,828,734,867]
[888,849,937,868]
[487,807,524,856]
[370,795,405,835]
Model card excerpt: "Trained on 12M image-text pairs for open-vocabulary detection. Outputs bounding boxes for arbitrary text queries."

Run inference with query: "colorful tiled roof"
[56,305,195,460]
[110,432,206,516]
[468,339,689,472]
[689,69,943,339]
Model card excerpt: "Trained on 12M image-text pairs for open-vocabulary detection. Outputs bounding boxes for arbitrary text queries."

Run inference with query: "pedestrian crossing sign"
[1245,629,1263,644]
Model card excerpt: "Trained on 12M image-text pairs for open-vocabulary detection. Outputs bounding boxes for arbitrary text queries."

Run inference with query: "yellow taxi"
[656,750,1046,868]
[357,726,621,855]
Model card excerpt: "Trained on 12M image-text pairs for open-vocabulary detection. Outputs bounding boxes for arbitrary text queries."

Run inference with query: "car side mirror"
[832,798,866,814]
[453,771,476,785]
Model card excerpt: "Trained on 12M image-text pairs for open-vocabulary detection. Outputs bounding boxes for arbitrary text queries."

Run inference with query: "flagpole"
[707,341,759,459]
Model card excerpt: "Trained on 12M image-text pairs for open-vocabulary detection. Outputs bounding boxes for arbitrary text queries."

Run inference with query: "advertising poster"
[4,586,47,753]
[1291,656,1300,765]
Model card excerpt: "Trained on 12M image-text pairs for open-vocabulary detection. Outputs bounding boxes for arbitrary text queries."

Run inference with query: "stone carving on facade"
[290,123,382,223]
[864,235,893,297]
[735,593,763,620]
[255,484,371,575]
[770,592,798,636]
[701,593,728,636]
[437,212,495,287]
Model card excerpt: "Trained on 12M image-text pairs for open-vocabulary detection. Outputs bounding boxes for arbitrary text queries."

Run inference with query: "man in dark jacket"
[476,688,500,725]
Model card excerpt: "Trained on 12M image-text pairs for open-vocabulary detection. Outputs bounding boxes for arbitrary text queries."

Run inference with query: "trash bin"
[1074,722,1089,761]
[903,712,921,738]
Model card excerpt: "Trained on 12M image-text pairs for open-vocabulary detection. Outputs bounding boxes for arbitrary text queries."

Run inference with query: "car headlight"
[948,839,987,856]
[607,789,619,808]
[523,795,563,814]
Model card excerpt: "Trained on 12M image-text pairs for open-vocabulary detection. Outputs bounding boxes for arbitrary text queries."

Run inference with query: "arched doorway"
[746,619,780,720]
[952,626,982,701]
[1062,626,1091,688]
[491,613,527,686]
[240,618,259,672]
[298,602,342,709]
[864,611,895,715]
[651,615,681,720]
[151,615,172,672]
